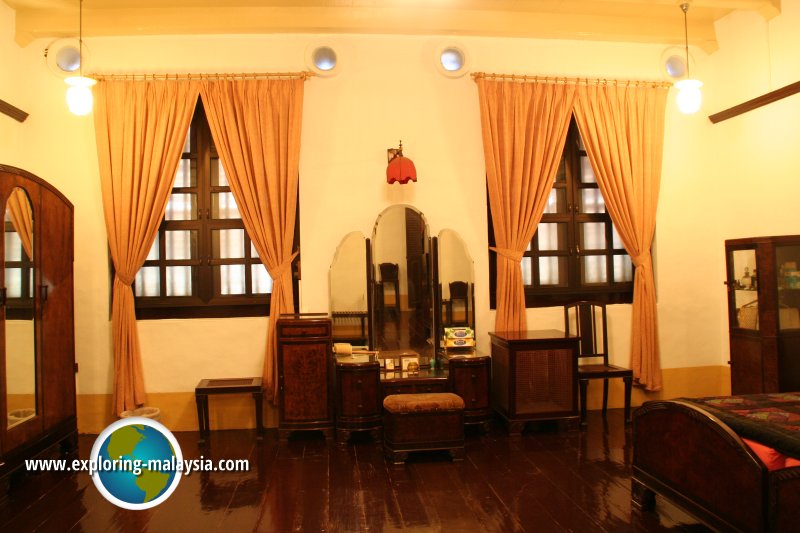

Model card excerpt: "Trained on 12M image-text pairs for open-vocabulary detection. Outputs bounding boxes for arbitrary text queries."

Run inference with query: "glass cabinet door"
[728,247,759,331]
[776,244,800,330]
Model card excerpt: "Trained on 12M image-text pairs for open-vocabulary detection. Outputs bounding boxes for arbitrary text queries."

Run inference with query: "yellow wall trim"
[77,365,730,434]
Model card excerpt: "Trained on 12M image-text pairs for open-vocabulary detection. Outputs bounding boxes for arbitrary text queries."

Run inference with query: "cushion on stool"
[383,393,464,414]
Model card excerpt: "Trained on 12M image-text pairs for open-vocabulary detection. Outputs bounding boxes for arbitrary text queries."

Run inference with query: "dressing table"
[329,205,487,442]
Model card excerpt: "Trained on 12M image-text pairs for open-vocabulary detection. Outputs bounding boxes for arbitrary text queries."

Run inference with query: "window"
[3,217,34,320]
[132,99,296,319]
[489,119,634,308]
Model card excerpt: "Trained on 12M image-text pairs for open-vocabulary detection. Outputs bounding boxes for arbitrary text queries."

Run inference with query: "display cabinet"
[0,165,76,497]
[276,314,334,439]
[725,235,800,394]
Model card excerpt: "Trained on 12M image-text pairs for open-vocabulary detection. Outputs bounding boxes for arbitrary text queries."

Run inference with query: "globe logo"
[90,417,183,510]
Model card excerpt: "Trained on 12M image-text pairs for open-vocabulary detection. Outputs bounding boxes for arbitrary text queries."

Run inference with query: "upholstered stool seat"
[382,393,465,464]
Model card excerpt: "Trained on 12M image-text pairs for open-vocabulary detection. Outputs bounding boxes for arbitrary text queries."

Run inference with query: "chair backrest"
[379,262,399,282]
[449,281,468,300]
[564,301,609,365]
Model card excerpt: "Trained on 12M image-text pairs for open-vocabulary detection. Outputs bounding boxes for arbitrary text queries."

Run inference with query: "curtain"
[573,82,668,391]
[476,78,575,332]
[95,80,200,415]
[6,188,33,261]
[200,78,304,402]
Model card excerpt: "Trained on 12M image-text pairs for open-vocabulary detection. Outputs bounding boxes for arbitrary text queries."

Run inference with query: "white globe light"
[675,78,703,114]
[65,75,96,116]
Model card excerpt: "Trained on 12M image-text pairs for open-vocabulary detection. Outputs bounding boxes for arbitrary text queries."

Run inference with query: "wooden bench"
[382,392,465,464]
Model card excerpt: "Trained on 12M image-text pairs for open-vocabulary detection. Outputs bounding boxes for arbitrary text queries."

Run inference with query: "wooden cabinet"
[1,166,75,495]
[725,236,800,394]
[445,354,491,430]
[334,357,381,443]
[490,330,578,435]
[276,315,334,439]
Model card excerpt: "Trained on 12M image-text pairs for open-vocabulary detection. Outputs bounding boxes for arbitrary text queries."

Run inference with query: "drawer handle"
[357,379,362,385]
[471,398,477,403]
[471,374,476,379]
[357,404,363,409]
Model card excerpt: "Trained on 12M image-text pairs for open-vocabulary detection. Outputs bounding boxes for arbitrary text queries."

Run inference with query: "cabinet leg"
[449,448,465,462]
[507,421,525,436]
[336,429,350,445]
[386,450,408,465]
[631,479,656,511]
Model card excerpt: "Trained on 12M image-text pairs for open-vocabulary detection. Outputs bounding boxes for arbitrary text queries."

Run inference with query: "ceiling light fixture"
[65,0,96,116]
[674,2,702,114]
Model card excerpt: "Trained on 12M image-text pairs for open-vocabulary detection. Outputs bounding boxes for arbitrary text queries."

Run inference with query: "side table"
[195,377,264,443]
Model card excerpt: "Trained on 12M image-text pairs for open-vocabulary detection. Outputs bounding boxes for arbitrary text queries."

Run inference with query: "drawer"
[279,323,331,338]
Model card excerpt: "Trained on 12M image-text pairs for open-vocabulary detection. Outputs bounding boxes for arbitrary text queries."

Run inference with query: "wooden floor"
[0,410,709,532]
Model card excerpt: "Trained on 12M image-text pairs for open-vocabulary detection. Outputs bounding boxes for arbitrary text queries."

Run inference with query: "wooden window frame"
[488,118,634,309]
[3,219,34,320]
[131,99,299,320]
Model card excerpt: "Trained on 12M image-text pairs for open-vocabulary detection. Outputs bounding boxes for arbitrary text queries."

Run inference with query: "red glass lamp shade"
[386,154,417,184]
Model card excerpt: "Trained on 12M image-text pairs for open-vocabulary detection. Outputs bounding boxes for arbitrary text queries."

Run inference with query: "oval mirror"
[329,231,369,347]
[437,228,475,335]
[372,205,432,355]
[4,187,36,429]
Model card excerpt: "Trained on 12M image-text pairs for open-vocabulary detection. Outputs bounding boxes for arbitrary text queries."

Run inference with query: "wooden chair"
[564,301,633,426]
[378,263,400,320]
[447,281,469,326]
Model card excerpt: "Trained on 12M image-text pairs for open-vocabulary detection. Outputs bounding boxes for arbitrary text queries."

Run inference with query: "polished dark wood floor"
[0,410,709,532]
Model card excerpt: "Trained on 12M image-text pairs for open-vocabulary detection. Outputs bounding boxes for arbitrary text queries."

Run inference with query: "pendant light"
[65,0,96,116]
[674,2,702,114]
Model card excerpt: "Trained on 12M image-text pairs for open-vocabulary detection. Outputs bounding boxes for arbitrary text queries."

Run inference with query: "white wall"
[2,1,800,397]
[0,1,23,163]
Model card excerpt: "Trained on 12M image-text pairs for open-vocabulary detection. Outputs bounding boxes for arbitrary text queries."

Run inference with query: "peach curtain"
[573,83,668,391]
[95,80,200,415]
[476,78,576,331]
[200,78,304,402]
[7,188,33,261]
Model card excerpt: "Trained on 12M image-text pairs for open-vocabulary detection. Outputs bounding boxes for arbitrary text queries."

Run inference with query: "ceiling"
[3,0,781,52]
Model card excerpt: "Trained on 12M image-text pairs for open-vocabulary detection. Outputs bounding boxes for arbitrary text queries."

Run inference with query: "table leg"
[196,393,209,444]
[253,390,264,440]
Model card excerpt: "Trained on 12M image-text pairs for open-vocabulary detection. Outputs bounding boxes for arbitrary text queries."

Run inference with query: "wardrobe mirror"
[329,231,370,347]
[437,228,475,334]
[4,187,36,429]
[371,205,432,355]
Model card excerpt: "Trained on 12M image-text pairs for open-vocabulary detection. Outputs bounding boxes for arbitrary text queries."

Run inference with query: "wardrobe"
[0,165,75,495]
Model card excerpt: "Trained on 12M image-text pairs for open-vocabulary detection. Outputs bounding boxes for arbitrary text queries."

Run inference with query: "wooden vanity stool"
[382,393,465,464]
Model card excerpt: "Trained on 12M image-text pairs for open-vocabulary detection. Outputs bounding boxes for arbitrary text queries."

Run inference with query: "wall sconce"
[386,141,417,185]
[674,2,702,114]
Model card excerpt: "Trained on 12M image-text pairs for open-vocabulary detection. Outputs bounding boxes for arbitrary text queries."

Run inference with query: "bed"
[632,393,800,532]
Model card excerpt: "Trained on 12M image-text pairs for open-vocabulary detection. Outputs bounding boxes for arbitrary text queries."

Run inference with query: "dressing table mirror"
[371,205,433,356]
[435,228,475,341]
[329,231,371,347]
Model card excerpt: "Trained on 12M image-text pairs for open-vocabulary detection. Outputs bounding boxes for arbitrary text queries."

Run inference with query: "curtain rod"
[91,71,315,81]
[471,72,671,89]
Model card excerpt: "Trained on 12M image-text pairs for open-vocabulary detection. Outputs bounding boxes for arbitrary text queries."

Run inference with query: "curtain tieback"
[115,272,135,286]
[632,251,652,269]
[490,246,524,263]
[268,251,299,280]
